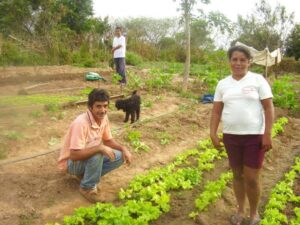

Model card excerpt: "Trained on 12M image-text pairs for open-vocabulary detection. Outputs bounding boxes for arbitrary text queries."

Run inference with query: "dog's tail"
[132,90,137,95]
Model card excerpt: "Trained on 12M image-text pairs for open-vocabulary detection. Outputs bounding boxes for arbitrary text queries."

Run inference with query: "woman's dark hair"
[88,89,110,107]
[227,45,252,60]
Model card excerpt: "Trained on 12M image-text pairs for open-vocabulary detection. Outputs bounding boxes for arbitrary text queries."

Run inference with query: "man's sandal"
[230,213,244,225]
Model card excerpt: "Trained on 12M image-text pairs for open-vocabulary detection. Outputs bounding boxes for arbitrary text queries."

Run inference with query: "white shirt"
[214,71,273,134]
[113,35,126,58]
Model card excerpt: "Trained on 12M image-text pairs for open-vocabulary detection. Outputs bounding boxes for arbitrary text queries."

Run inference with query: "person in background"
[58,89,132,203]
[112,26,126,85]
[210,45,274,225]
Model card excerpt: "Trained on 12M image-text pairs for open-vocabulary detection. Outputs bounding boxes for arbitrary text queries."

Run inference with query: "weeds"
[142,100,153,108]
[127,71,143,90]
[29,110,44,118]
[4,130,23,141]
[157,131,171,145]
[45,103,61,112]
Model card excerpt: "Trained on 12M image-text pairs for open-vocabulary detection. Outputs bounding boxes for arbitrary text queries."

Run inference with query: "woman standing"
[210,46,274,225]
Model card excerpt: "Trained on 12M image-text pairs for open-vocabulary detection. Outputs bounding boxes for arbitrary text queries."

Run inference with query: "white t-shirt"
[214,71,273,134]
[113,36,126,58]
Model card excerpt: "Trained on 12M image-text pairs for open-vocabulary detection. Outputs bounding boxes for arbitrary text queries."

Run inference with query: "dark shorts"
[223,133,264,169]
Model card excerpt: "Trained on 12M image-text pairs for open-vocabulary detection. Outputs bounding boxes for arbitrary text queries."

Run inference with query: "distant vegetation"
[0,0,299,71]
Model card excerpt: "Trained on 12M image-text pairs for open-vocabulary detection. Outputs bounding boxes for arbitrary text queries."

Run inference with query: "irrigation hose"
[0,104,194,167]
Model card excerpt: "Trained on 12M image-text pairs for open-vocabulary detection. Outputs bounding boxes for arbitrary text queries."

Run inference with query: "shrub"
[126,51,143,66]
[0,41,47,66]
[273,58,300,74]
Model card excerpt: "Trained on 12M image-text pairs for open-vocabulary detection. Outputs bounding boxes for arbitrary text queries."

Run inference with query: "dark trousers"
[114,57,126,84]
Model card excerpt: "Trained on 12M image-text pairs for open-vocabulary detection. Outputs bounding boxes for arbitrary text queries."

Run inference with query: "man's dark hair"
[228,45,252,60]
[115,26,122,31]
[88,89,110,108]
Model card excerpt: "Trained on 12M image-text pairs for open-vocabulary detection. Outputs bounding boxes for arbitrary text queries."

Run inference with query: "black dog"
[115,90,141,123]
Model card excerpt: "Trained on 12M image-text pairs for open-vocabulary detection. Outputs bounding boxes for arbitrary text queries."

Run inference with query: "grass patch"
[4,130,24,141]
[0,94,84,108]
[29,110,44,118]
[79,87,93,95]
[142,100,153,108]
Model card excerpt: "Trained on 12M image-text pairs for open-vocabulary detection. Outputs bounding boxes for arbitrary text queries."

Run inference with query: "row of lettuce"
[46,117,297,225]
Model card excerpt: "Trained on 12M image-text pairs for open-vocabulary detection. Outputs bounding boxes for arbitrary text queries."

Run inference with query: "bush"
[0,41,47,66]
[126,51,143,66]
[72,44,97,67]
[273,58,300,74]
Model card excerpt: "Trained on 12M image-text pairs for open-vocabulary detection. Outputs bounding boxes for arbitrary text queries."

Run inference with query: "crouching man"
[58,88,132,203]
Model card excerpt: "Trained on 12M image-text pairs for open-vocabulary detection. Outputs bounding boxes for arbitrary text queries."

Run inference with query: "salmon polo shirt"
[58,110,113,171]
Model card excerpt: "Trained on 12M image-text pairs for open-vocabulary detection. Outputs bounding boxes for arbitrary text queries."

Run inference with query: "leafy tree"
[190,19,212,49]
[285,24,300,60]
[54,0,93,33]
[0,0,46,36]
[206,11,233,49]
[175,0,210,92]
[234,0,294,51]
[119,17,178,59]
[123,17,178,45]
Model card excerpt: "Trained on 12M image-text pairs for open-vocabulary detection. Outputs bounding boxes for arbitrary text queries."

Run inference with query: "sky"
[93,0,299,23]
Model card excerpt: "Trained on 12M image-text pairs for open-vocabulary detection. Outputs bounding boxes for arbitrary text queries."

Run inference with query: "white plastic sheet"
[235,42,281,67]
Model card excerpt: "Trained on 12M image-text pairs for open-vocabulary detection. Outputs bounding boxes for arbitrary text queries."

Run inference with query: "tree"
[119,17,179,59]
[123,17,178,45]
[54,0,93,34]
[285,24,300,60]
[175,0,210,92]
[234,0,294,51]
[190,18,212,49]
[206,11,233,49]
[0,0,46,36]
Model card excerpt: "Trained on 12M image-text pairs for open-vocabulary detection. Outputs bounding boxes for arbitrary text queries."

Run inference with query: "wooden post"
[264,49,268,78]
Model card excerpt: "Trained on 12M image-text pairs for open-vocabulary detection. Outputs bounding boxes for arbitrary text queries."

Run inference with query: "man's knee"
[114,150,124,163]
[87,153,103,164]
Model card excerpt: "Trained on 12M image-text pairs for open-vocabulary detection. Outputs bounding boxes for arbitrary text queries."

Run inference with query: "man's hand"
[262,133,272,152]
[122,148,132,165]
[99,145,115,161]
[210,134,222,150]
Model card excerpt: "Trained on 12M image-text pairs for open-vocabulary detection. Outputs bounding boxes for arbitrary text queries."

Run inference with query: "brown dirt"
[0,65,113,86]
[0,66,300,225]
[151,118,300,225]
[0,103,211,225]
